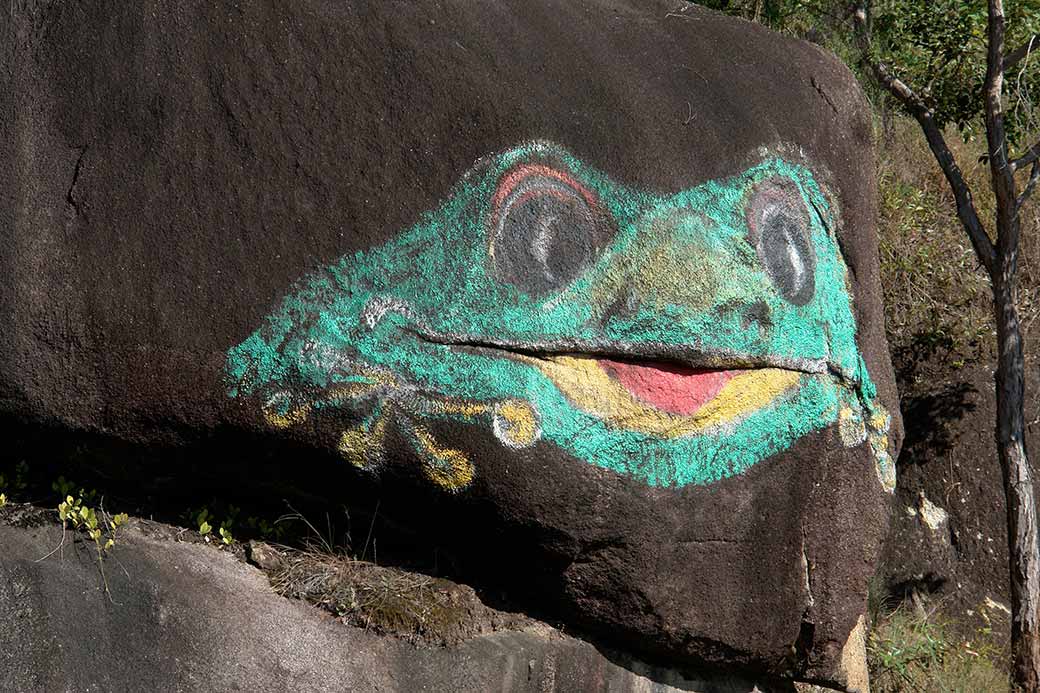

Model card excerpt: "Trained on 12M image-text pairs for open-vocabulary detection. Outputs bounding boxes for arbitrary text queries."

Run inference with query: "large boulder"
[2,0,900,685]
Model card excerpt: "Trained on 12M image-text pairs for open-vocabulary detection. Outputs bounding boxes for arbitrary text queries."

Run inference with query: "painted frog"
[226,141,893,492]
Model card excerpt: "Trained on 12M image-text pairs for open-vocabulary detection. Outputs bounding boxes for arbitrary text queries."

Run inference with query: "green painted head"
[226,141,893,492]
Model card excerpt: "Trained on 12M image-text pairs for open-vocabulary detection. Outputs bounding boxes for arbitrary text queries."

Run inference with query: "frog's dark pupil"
[746,178,817,307]
[493,176,597,295]
[759,210,815,305]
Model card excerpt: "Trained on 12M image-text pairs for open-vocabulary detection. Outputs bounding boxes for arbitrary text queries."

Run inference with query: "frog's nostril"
[601,289,639,323]
[742,299,773,331]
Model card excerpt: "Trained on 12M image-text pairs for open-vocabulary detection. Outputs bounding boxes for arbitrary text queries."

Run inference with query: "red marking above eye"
[491,164,598,218]
[599,359,738,416]
[509,187,576,210]
[488,160,614,295]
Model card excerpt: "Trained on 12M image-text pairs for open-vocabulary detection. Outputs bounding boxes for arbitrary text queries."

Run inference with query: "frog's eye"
[746,179,816,306]
[488,164,612,295]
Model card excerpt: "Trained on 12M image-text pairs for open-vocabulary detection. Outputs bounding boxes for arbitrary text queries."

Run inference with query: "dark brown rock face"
[2,0,900,685]
[879,365,1040,645]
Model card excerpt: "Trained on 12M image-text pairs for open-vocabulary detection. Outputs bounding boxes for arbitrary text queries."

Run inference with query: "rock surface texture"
[879,366,1040,646]
[2,0,900,687]
[0,507,772,693]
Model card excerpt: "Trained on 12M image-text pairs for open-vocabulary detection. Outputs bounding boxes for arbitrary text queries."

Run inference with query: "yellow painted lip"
[519,354,802,437]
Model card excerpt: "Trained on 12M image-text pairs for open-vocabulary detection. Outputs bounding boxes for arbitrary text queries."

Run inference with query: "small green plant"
[57,496,128,555]
[52,476,75,499]
[197,508,213,538]
[245,515,287,542]
[868,607,1010,692]
[44,494,129,598]
[192,507,239,547]
[0,493,7,508]
[52,476,99,506]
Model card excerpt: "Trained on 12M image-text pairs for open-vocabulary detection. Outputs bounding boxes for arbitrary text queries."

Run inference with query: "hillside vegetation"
[878,118,1040,381]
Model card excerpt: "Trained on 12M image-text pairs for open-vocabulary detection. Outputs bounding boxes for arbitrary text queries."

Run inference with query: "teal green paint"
[227,141,892,488]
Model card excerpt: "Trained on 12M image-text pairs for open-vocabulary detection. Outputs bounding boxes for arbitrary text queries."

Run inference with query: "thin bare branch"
[854,5,996,275]
[1019,160,1040,210]
[1004,34,1039,72]
[1013,140,1040,172]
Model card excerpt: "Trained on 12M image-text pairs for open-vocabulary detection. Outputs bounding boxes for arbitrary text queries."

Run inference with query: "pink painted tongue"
[599,359,737,416]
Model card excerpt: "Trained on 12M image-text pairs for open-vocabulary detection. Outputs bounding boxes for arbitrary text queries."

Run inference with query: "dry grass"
[265,545,526,646]
[868,606,1011,693]
[270,549,458,642]
[876,117,1040,384]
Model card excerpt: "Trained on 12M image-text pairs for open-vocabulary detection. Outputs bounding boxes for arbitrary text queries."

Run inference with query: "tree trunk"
[993,268,1040,691]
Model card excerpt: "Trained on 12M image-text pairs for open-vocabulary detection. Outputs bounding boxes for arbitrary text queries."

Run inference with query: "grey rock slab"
[0,515,780,693]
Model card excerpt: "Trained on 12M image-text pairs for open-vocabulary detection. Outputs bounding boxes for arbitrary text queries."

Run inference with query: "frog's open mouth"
[518,353,802,437]
[364,299,818,437]
[597,358,739,416]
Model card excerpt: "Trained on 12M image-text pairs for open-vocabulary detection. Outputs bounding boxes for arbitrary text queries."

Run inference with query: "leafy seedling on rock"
[40,494,129,599]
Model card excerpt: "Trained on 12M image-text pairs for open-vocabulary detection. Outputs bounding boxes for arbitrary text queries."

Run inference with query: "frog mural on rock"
[226,141,893,493]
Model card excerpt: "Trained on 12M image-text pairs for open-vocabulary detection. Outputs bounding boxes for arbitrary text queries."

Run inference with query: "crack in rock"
[810,76,840,117]
[65,145,88,217]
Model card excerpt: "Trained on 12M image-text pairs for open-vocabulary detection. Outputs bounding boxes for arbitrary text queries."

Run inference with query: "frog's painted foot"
[259,376,541,492]
[868,410,895,492]
[838,399,894,493]
[397,394,540,490]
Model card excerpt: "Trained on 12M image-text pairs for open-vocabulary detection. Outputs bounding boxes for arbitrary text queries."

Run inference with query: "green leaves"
[58,495,81,525]
[196,520,233,545]
[193,507,236,546]
[56,493,126,557]
[875,0,988,133]
[701,0,1040,146]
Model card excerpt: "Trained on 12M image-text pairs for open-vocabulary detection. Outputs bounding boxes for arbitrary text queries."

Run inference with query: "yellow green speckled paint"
[226,141,894,492]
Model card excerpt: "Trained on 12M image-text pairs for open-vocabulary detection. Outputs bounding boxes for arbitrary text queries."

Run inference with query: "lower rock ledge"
[0,505,858,692]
